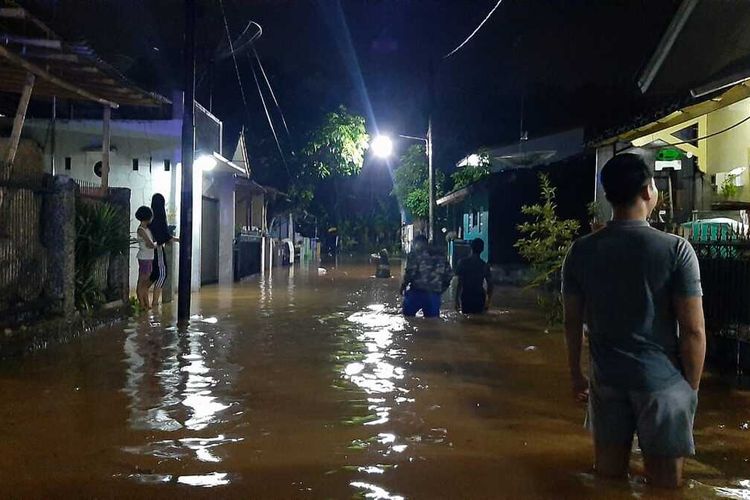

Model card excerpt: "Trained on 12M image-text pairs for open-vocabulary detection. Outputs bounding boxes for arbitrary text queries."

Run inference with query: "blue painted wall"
[461,190,490,262]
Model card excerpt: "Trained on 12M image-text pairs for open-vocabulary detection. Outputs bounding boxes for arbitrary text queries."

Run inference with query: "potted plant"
[587,200,605,233]
[720,173,741,201]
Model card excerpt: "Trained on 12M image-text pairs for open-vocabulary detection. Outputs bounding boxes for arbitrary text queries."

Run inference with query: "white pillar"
[191,164,203,291]
[217,174,235,285]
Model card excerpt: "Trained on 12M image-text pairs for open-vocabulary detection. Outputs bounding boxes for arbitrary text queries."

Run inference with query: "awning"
[436,186,472,207]
[595,79,750,147]
[211,152,247,176]
[235,176,268,193]
[0,3,169,108]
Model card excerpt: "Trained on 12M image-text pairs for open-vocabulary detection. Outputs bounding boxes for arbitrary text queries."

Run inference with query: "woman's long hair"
[150,193,171,245]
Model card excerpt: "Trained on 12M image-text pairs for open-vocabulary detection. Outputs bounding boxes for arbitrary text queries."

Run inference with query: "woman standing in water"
[149,193,179,307]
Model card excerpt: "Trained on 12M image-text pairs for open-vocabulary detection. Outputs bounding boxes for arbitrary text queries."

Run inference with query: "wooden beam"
[24,52,81,63]
[0,8,60,40]
[0,8,26,19]
[0,44,118,108]
[100,106,111,192]
[4,72,35,170]
[0,34,62,50]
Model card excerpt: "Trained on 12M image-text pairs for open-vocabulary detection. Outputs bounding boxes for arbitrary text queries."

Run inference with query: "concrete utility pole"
[427,59,436,243]
[178,0,196,321]
[427,117,434,242]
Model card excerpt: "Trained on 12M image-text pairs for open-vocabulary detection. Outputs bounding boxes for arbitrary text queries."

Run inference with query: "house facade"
[593,81,750,225]
[22,99,261,295]
[439,129,592,271]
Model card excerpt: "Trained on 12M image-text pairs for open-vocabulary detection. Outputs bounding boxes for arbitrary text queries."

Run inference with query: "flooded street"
[1,261,750,499]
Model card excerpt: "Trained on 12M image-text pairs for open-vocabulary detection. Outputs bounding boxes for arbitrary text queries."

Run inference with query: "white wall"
[705,98,750,201]
[202,172,236,286]
[24,119,182,292]
[24,118,239,295]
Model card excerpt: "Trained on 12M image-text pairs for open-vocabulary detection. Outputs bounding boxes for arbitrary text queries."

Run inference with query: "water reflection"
[331,302,409,499]
[350,481,405,500]
[121,313,242,485]
[122,321,182,431]
[340,304,409,427]
[715,479,750,499]
[129,472,231,488]
[7,262,750,497]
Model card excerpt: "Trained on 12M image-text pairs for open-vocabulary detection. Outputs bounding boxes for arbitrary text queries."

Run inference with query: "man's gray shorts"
[588,378,698,457]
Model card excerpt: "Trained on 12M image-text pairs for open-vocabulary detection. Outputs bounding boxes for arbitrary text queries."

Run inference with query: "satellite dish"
[492,150,557,170]
[215,21,263,60]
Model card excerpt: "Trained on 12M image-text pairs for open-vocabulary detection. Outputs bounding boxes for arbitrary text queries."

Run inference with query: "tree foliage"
[301,105,369,179]
[287,106,370,225]
[514,173,580,325]
[451,152,491,190]
[337,197,402,253]
[392,144,445,220]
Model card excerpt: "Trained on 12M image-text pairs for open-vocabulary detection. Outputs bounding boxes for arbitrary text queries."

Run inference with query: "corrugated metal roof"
[0,2,169,108]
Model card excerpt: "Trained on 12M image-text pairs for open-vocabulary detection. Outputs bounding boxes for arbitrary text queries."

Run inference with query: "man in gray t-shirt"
[562,153,705,489]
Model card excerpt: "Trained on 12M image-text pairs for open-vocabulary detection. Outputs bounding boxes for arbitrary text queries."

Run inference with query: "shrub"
[515,173,580,325]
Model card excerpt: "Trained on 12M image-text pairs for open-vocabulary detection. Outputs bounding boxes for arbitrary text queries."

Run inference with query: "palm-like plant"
[74,201,129,310]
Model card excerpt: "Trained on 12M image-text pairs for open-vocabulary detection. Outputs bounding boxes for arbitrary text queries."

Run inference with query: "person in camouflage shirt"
[400,235,453,317]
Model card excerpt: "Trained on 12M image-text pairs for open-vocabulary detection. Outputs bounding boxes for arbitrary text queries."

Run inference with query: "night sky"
[23,0,683,190]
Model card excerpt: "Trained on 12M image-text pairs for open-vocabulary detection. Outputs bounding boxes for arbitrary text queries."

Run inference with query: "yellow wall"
[706,98,750,201]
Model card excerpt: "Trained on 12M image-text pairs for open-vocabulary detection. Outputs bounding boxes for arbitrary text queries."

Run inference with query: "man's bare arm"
[674,296,706,390]
[563,294,588,401]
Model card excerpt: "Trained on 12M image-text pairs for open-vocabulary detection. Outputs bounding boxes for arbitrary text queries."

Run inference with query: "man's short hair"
[470,238,484,254]
[600,153,654,207]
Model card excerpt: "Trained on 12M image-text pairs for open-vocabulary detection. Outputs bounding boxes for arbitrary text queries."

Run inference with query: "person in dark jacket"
[400,235,453,318]
[149,193,179,307]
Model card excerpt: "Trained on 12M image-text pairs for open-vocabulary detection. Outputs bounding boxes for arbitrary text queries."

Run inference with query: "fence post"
[43,176,76,316]
[107,187,131,303]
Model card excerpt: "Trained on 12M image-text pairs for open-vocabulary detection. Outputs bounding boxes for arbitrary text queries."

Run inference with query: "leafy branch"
[514,173,580,325]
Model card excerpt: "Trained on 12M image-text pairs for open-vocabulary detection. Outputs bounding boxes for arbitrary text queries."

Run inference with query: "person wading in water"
[562,153,705,488]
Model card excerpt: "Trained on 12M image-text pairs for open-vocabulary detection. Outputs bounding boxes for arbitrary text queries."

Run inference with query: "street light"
[371,135,393,158]
[370,128,434,242]
[195,154,217,172]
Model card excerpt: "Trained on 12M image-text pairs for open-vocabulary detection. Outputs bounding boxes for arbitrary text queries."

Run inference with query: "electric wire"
[443,0,504,60]
[646,114,750,148]
[216,2,288,170]
[218,0,250,115]
[249,54,290,173]
[252,44,291,138]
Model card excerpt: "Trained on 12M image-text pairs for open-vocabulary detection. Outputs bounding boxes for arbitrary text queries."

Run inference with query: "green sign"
[656,147,684,162]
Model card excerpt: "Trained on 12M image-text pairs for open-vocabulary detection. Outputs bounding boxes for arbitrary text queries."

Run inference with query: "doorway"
[201,196,220,285]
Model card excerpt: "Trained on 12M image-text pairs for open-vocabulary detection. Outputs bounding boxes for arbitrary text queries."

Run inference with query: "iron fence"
[674,224,750,341]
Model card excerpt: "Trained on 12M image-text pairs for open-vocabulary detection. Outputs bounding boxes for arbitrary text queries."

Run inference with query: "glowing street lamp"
[370,129,435,241]
[195,154,217,172]
[370,135,394,159]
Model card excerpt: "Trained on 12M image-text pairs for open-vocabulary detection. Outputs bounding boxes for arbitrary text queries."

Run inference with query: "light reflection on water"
[350,481,405,500]
[129,472,231,488]
[121,314,242,486]
[5,262,747,497]
[715,479,750,499]
[332,302,410,499]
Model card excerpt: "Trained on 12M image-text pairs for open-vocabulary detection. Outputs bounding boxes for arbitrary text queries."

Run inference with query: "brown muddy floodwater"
[1,261,750,499]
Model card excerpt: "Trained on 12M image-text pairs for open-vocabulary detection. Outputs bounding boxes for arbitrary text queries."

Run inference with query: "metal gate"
[201,196,219,285]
